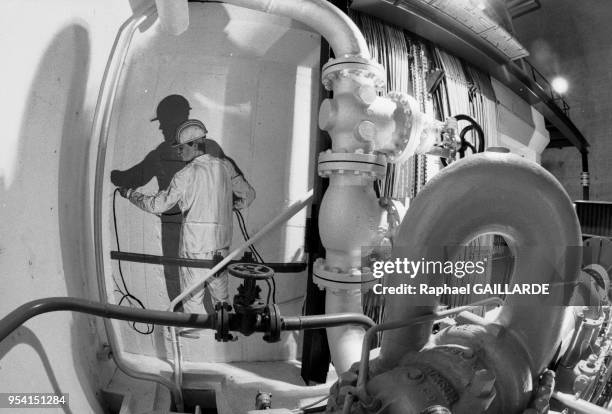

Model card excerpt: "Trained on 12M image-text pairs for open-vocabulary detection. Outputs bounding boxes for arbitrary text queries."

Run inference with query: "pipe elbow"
[380,152,582,374]
[218,0,370,58]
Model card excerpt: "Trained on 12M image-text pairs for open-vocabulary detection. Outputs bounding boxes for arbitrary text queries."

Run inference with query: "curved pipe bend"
[206,0,370,59]
[380,152,582,376]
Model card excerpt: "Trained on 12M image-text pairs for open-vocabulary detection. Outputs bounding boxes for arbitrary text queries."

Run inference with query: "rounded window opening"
[439,233,515,312]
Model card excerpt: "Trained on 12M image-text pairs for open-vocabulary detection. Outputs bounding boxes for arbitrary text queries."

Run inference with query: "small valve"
[255,391,272,410]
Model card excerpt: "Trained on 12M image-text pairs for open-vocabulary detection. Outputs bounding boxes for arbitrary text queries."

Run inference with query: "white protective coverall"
[128,153,255,313]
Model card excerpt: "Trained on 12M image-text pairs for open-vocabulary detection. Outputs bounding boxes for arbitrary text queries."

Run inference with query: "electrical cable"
[113,189,154,334]
[264,279,272,305]
[453,114,485,153]
[235,209,263,262]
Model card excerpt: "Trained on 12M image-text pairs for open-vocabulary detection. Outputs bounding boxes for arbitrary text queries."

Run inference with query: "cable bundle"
[347,11,507,312]
[112,189,154,335]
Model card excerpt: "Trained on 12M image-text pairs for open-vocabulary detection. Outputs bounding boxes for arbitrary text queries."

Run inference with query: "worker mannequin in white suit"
[120,119,255,313]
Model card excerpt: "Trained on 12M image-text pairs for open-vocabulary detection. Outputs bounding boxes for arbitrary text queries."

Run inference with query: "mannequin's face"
[176,142,199,162]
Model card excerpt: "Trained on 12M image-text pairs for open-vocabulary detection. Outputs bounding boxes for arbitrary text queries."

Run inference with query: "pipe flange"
[378,91,421,162]
[214,302,234,342]
[263,304,281,343]
[313,258,375,290]
[577,356,601,377]
[318,150,387,179]
[322,56,386,91]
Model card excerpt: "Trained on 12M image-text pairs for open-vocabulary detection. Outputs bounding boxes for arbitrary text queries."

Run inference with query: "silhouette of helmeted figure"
[111,94,192,302]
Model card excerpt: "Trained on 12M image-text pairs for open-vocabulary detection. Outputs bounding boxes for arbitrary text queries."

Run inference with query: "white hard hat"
[174,119,208,146]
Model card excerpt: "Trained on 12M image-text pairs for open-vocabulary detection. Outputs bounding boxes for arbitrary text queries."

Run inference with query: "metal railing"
[523,59,571,116]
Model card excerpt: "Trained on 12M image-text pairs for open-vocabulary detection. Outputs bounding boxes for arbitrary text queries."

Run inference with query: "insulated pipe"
[380,151,582,377]
[206,0,370,59]
[552,391,611,414]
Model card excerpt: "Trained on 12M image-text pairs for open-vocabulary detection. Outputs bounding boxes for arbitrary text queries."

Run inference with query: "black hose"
[0,297,214,343]
[440,114,485,167]
[453,114,485,153]
[113,189,154,334]
[458,124,477,157]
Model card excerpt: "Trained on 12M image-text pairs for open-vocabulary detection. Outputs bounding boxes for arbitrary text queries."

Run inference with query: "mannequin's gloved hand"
[118,187,132,198]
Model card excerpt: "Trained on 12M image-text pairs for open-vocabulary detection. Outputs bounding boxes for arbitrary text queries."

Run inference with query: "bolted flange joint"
[313,258,375,290]
[322,56,386,92]
[318,150,387,179]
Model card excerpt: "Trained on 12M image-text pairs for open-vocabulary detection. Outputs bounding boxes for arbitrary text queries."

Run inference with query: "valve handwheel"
[454,114,485,158]
[440,114,485,166]
[228,263,274,280]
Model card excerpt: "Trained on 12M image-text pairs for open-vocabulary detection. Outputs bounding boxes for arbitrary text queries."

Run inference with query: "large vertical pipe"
[204,0,384,376]
[316,172,385,372]
[380,151,582,377]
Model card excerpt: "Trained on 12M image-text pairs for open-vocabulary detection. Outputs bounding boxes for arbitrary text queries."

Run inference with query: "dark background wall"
[513,0,612,200]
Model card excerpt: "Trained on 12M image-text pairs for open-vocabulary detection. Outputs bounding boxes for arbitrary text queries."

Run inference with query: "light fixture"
[476,1,487,10]
[469,0,488,10]
[551,76,569,95]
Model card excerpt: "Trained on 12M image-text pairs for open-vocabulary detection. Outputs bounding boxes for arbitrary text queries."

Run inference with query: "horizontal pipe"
[282,313,375,331]
[0,298,377,345]
[110,251,307,273]
[552,391,611,414]
[0,297,214,343]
